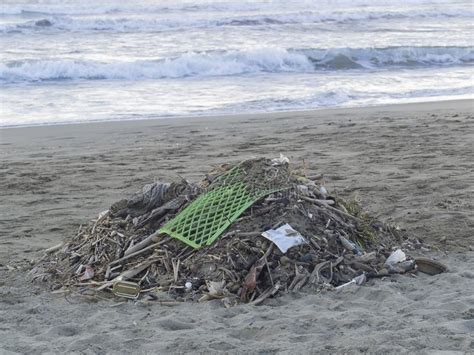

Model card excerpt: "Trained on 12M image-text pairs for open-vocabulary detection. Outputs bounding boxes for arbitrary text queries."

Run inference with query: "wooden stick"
[293,274,309,291]
[325,205,363,223]
[92,210,109,235]
[307,174,323,181]
[300,196,361,221]
[264,257,274,287]
[313,205,353,229]
[44,242,64,254]
[309,260,330,285]
[32,241,66,266]
[172,259,180,283]
[289,265,304,291]
[260,244,273,261]
[97,259,156,291]
[109,241,164,267]
[300,196,335,205]
[124,230,163,256]
[251,282,280,305]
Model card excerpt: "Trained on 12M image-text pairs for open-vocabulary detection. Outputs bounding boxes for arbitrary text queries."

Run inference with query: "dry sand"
[1,100,473,354]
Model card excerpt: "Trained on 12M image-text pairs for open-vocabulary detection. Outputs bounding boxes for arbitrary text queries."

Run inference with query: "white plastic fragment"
[271,153,290,166]
[98,210,109,219]
[385,249,406,267]
[335,273,367,291]
[261,223,307,253]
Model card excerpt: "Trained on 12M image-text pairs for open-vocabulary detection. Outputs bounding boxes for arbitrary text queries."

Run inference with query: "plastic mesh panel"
[160,166,287,249]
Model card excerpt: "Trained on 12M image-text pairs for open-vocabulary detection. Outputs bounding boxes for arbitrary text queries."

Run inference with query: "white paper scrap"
[261,223,307,253]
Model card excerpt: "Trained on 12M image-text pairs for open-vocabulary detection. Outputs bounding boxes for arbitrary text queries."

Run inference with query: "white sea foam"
[0,0,465,16]
[1,47,471,83]
[2,7,472,34]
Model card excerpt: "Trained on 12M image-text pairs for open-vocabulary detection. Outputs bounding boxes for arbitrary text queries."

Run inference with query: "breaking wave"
[1,46,472,82]
[2,7,473,33]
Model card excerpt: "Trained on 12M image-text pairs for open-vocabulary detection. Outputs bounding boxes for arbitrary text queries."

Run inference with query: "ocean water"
[0,0,473,127]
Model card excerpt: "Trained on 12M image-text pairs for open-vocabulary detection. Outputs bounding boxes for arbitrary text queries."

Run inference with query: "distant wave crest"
[0,0,467,16]
[1,7,473,34]
[1,46,472,83]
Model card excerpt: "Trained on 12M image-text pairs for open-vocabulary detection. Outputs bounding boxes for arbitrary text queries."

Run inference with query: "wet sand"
[1,100,473,353]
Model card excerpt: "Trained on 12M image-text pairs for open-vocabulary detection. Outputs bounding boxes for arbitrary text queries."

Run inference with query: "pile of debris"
[33,157,421,306]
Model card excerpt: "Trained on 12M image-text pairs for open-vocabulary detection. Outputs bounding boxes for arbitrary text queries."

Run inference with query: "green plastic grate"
[160,164,288,249]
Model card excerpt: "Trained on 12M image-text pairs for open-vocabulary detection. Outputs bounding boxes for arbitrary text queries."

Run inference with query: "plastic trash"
[271,153,290,166]
[112,281,140,299]
[396,260,416,273]
[339,235,362,255]
[414,257,448,275]
[335,273,367,291]
[261,223,307,253]
[385,249,406,266]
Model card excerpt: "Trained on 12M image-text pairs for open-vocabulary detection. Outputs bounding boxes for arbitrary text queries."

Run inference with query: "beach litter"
[385,249,406,266]
[32,157,429,305]
[413,257,448,275]
[261,224,307,253]
[112,281,141,299]
[335,273,367,292]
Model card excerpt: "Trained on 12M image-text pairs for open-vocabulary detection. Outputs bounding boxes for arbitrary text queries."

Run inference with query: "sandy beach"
[1,100,473,354]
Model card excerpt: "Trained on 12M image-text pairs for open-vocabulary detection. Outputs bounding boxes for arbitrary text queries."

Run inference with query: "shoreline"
[1,98,472,131]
